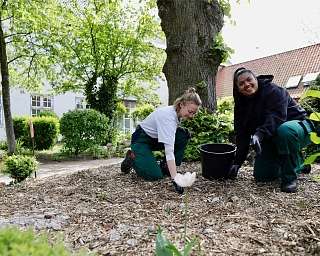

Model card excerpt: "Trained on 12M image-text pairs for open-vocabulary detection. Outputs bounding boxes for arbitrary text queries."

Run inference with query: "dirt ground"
[0,162,320,255]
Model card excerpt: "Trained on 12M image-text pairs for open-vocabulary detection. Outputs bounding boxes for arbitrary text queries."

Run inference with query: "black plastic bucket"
[199,143,237,180]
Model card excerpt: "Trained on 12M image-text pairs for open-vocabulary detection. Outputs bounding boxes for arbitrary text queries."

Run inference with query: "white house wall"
[0,88,85,140]
[0,88,31,139]
[54,91,85,118]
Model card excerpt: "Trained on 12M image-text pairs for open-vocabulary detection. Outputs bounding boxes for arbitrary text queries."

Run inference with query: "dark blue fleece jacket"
[233,74,306,167]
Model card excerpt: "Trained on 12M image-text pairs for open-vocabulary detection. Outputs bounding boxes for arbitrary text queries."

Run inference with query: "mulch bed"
[0,162,320,255]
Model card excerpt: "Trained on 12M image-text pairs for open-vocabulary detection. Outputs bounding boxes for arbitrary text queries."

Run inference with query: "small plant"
[299,77,320,164]
[155,227,197,256]
[85,145,108,159]
[0,227,90,255]
[155,173,198,256]
[0,140,8,150]
[212,33,234,63]
[2,155,38,183]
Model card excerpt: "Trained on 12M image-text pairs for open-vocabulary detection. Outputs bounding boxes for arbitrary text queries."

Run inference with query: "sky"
[221,0,320,64]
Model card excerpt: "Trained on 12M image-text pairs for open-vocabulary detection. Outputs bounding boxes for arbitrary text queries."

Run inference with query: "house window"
[31,95,53,116]
[32,96,41,107]
[75,97,88,109]
[121,100,137,133]
[302,72,320,86]
[285,75,301,89]
[43,96,52,108]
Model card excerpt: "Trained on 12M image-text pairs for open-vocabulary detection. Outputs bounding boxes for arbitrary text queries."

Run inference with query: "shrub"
[0,227,88,256]
[13,116,59,151]
[2,155,38,183]
[31,117,60,150]
[13,116,29,141]
[0,140,8,150]
[60,109,109,155]
[182,98,234,161]
[38,110,59,119]
[299,76,320,163]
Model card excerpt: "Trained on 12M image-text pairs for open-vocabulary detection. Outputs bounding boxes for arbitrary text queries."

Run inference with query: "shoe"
[121,150,135,174]
[280,180,297,193]
[301,164,311,174]
[160,160,170,176]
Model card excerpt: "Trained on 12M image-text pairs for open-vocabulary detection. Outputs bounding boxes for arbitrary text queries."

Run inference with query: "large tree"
[157,0,224,111]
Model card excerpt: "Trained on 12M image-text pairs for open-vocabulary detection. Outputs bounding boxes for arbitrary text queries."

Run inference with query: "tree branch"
[8,54,27,64]
[27,53,37,78]
[4,32,31,39]
[0,15,13,22]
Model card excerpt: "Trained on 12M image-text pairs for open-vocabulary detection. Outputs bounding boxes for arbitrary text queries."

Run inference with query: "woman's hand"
[172,180,184,194]
[228,165,240,179]
[251,134,262,155]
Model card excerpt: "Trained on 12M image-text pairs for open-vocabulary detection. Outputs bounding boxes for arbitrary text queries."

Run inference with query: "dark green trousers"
[254,120,311,183]
[131,126,190,181]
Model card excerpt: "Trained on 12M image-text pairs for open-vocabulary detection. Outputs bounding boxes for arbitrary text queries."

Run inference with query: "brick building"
[216,43,320,100]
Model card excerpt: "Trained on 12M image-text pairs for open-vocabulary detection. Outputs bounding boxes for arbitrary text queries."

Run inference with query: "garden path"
[0,157,123,185]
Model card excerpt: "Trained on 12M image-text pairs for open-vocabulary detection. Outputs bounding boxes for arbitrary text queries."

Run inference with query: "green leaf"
[183,238,197,256]
[304,152,320,165]
[310,112,320,121]
[310,132,320,144]
[155,228,174,256]
[300,89,320,100]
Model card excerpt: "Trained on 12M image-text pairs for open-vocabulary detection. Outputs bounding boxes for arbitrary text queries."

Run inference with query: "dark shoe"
[281,180,297,193]
[121,150,135,174]
[160,160,170,176]
[301,164,311,174]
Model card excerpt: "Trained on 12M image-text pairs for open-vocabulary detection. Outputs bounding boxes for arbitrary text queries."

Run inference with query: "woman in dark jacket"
[230,67,313,193]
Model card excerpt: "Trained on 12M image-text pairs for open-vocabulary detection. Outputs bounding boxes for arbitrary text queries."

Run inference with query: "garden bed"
[0,162,320,255]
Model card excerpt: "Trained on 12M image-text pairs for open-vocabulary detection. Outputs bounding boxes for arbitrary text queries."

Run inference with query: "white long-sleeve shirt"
[139,106,179,160]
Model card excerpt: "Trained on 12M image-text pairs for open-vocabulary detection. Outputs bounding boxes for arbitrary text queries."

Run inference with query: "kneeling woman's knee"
[276,123,295,141]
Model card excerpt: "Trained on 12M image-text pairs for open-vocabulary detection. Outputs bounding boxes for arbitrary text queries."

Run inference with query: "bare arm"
[167,159,177,179]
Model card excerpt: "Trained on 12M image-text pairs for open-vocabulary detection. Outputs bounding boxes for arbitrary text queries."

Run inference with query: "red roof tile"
[216,43,320,99]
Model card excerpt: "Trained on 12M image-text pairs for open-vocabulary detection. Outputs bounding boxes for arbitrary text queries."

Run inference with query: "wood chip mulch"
[0,162,320,256]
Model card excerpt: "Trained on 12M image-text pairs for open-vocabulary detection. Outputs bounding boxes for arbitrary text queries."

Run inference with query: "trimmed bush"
[0,227,87,256]
[2,155,38,183]
[60,109,109,155]
[13,116,59,150]
[13,116,28,141]
[31,116,60,150]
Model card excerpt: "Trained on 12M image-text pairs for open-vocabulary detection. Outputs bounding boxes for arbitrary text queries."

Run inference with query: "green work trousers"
[130,126,190,181]
[254,120,312,183]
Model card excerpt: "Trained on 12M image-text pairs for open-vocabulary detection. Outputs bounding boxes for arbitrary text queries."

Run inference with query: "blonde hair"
[174,87,202,111]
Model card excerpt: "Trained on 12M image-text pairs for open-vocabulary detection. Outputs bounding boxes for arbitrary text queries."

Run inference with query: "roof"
[216,43,320,99]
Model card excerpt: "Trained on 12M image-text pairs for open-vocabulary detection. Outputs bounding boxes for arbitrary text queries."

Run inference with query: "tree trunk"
[0,22,16,154]
[157,0,224,111]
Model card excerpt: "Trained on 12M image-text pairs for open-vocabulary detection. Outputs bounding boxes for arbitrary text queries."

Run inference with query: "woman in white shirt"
[121,87,201,194]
